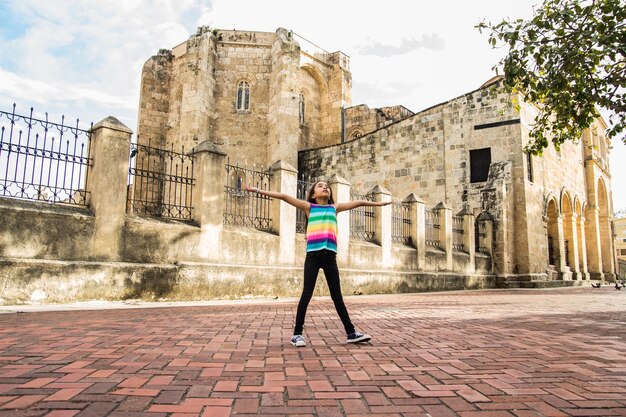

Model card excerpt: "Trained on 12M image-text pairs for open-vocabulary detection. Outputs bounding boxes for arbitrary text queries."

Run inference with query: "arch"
[349,130,364,140]
[559,187,572,214]
[543,192,559,218]
[546,198,560,268]
[300,63,329,94]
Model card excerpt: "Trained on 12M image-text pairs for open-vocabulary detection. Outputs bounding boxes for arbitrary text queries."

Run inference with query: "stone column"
[435,202,453,271]
[567,213,582,279]
[270,160,298,265]
[267,28,300,167]
[190,140,227,261]
[328,174,351,264]
[371,185,392,267]
[87,117,133,261]
[555,215,571,279]
[477,212,494,273]
[458,207,475,273]
[578,215,589,279]
[404,193,426,270]
[585,205,604,280]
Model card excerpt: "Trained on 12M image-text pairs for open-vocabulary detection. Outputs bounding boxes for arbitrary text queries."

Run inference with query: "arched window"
[237,81,250,112]
[299,93,305,125]
[351,130,363,140]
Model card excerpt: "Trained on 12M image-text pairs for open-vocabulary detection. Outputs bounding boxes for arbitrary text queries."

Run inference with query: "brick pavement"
[0,287,625,417]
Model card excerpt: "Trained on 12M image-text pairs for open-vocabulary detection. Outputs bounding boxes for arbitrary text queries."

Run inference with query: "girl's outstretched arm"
[243,184,310,213]
[335,200,392,213]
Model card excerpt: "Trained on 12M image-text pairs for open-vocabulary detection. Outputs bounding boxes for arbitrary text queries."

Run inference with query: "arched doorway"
[546,198,560,279]
[575,199,589,279]
[561,192,577,276]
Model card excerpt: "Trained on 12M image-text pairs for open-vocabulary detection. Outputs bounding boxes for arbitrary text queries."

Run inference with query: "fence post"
[371,185,392,266]
[190,140,227,260]
[328,174,351,264]
[477,212,495,272]
[87,117,133,261]
[270,160,298,265]
[458,206,475,272]
[404,193,426,270]
[435,202,453,271]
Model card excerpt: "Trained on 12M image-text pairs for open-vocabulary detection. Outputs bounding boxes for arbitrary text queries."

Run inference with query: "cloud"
[355,34,445,57]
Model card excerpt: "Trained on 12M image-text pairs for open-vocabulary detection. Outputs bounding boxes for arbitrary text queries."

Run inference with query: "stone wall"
[0,116,495,305]
[344,104,414,141]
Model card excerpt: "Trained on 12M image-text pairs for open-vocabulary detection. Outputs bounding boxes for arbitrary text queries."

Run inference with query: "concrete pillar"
[328,174,351,264]
[87,117,133,261]
[435,202,453,271]
[458,206,475,273]
[371,185,392,267]
[600,214,616,280]
[404,193,426,270]
[270,160,298,265]
[190,141,226,261]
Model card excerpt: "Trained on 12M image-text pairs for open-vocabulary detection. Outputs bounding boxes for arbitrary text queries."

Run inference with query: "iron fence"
[452,215,465,252]
[0,104,92,206]
[350,190,374,241]
[224,161,272,231]
[475,220,489,254]
[296,175,317,233]
[425,209,441,248]
[127,141,195,220]
[392,201,412,245]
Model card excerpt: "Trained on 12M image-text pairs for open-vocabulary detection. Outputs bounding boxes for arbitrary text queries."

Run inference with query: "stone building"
[138,26,617,284]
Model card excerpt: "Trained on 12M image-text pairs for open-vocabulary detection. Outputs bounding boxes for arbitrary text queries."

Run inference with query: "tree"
[477,0,626,154]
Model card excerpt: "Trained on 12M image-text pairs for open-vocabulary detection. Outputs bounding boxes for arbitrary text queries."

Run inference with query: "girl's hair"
[306,180,334,204]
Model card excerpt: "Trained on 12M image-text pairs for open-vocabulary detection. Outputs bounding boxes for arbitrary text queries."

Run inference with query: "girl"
[244,180,391,347]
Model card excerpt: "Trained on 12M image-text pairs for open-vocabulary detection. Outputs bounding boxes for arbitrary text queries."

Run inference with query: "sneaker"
[347,332,372,344]
[291,334,306,347]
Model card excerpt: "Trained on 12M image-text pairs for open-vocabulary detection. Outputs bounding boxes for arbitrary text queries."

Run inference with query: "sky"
[0,0,624,212]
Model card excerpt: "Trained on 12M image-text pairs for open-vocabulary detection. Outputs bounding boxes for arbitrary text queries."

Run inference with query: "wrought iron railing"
[475,220,489,254]
[127,141,195,220]
[0,104,92,206]
[452,215,465,252]
[425,209,440,249]
[224,161,272,231]
[392,201,411,245]
[350,190,374,241]
[296,175,317,234]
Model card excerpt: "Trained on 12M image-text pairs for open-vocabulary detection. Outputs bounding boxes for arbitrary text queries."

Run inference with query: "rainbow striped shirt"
[306,204,338,253]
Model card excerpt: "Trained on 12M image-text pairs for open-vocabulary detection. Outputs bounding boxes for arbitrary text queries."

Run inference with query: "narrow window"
[237,81,250,111]
[299,93,305,125]
[469,148,491,183]
[526,152,533,182]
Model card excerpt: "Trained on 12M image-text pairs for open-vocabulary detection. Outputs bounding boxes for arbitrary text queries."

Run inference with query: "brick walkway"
[0,287,625,417]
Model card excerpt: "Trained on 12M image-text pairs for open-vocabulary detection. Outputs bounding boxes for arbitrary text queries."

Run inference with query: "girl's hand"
[379,201,392,206]
[243,184,258,193]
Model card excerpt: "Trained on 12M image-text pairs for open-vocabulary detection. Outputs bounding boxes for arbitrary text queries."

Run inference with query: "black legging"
[293,249,355,336]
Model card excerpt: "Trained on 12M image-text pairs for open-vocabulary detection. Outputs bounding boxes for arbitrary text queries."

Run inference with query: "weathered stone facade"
[137,27,352,168]
[615,217,626,278]
[137,27,616,285]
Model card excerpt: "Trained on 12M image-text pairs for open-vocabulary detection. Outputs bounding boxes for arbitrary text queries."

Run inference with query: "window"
[620,249,626,256]
[237,81,250,111]
[351,131,363,140]
[469,148,491,183]
[299,94,305,125]
[526,152,533,182]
